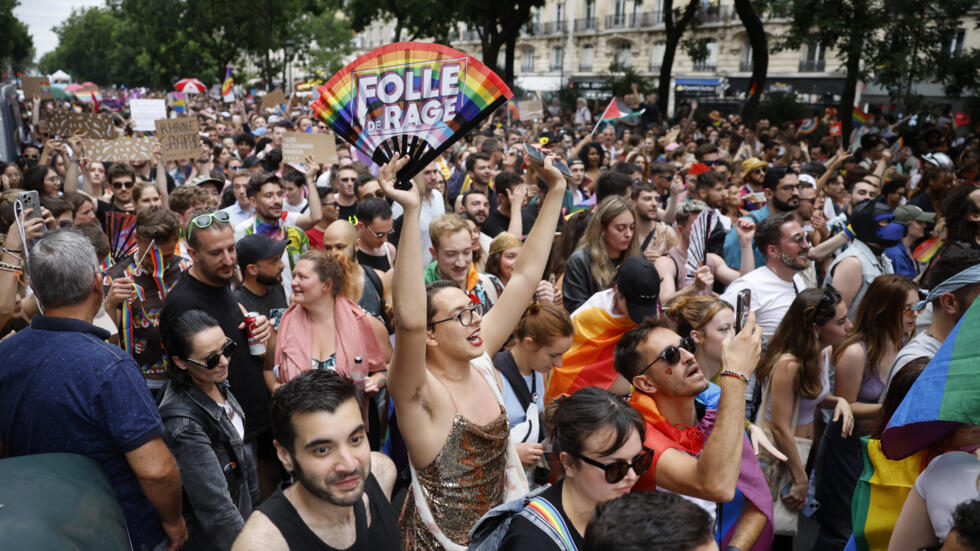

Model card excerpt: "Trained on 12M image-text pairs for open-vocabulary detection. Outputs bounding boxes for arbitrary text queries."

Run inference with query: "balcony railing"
[541,20,567,34]
[693,62,717,72]
[574,17,598,31]
[739,60,753,72]
[640,11,664,26]
[579,62,593,72]
[798,59,826,72]
[605,13,640,29]
[521,23,540,37]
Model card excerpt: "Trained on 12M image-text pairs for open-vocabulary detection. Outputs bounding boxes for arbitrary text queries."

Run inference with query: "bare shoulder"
[371,451,397,501]
[232,510,289,551]
[836,342,867,367]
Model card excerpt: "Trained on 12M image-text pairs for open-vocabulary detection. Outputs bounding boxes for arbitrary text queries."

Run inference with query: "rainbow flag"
[891,136,904,155]
[507,99,519,121]
[852,106,869,128]
[798,116,818,135]
[912,236,942,263]
[747,81,758,99]
[850,437,928,551]
[221,66,234,97]
[544,289,636,402]
[882,297,980,459]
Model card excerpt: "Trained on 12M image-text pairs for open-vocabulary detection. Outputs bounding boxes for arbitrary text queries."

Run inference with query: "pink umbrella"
[174,78,207,94]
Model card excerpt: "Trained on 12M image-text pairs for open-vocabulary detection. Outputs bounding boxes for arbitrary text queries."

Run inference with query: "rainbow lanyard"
[120,278,147,355]
[120,243,171,355]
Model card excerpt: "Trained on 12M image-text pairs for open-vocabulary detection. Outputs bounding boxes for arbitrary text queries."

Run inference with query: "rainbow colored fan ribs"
[311,42,513,183]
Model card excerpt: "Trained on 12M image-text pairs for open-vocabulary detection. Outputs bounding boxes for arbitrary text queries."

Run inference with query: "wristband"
[842,224,856,241]
[720,370,749,384]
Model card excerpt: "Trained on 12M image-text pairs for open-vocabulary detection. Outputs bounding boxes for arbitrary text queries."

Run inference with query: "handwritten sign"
[282,132,338,167]
[261,89,287,111]
[130,99,167,132]
[84,137,158,162]
[155,117,200,161]
[47,111,115,139]
[22,77,52,99]
[517,98,543,120]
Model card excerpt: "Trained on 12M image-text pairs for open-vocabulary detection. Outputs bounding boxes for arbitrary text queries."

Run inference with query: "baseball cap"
[741,157,768,178]
[191,176,224,192]
[236,233,288,273]
[243,155,262,169]
[616,257,661,324]
[894,204,936,224]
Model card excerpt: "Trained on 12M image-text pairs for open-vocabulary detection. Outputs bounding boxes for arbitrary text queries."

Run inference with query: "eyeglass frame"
[187,210,231,240]
[182,338,237,370]
[568,446,655,484]
[428,303,485,328]
[637,337,697,377]
[111,179,136,189]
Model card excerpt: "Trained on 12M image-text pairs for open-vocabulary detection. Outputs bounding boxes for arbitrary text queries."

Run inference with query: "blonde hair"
[666,296,732,339]
[429,213,471,251]
[576,196,638,290]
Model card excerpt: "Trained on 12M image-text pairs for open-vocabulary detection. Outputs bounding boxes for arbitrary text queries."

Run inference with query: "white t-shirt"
[282,199,308,214]
[915,451,980,540]
[720,266,809,339]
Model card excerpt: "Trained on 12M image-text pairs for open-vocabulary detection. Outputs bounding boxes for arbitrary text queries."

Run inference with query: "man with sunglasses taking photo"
[162,209,277,500]
[614,312,773,551]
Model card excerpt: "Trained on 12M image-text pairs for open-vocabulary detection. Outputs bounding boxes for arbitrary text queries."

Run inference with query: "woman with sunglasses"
[159,309,257,551]
[498,387,649,550]
[756,287,854,543]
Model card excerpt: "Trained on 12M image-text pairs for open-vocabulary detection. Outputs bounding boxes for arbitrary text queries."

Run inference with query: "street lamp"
[284,40,295,93]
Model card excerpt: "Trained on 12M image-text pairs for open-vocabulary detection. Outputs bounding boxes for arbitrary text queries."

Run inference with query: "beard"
[256,272,282,286]
[292,453,367,507]
[771,195,799,213]
[779,251,809,271]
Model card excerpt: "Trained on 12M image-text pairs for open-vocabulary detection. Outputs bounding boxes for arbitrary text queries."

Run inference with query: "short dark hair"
[950,500,980,551]
[246,172,281,199]
[694,171,724,195]
[941,184,980,244]
[271,369,362,454]
[356,197,392,224]
[881,176,908,196]
[40,195,72,218]
[650,161,674,177]
[281,169,306,189]
[614,318,673,382]
[584,491,714,551]
[355,173,378,193]
[755,211,796,254]
[234,133,256,147]
[136,206,180,243]
[462,189,488,207]
[543,386,645,466]
[612,162,640,176]
[595,171,633,204]
[631,180,657,200]
[466,152,491,173]
[107,162,136,184]
[694,142,719,161]
[761,165,790,191]
[160,309,221,390]
[493,171,523,198]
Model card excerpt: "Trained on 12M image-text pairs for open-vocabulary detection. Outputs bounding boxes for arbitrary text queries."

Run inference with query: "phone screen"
[735,289,751,333]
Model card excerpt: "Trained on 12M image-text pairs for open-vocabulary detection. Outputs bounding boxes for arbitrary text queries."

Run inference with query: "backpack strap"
[520,496,579,551]
[493,350,533,411]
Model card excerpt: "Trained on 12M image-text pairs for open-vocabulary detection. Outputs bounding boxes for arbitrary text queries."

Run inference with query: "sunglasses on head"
[183,338,237,370]
[570,447,655,483]
[187,210,231,239]
[638,337,697,376]
[112,180,135,190]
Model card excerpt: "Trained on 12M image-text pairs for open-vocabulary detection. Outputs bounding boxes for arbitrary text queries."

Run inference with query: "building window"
[741,42,753,72]
[551,47,564,71]
[800,41,826,72]
[522,49,535,72]
[651,42,666,71]
[580,45,594,71]
[615,43,633,69]
[613,0,626,25]
[948,29,966,57]
[556,2,564,23]
[586,0,595,21]
[694,40,717,71]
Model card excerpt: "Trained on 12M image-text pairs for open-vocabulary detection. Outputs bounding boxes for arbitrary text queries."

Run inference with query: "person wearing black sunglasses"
[159,309,257,551]
[614,314,773,551]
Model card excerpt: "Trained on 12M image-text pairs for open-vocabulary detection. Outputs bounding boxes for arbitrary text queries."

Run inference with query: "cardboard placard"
[130,99,167,132]
[46,111,115,139]
[517,98,544,120]
[282,132,339,167]
[84,137,158,162]
[155,117,200,161]
[22,77,53,99]
[261,89,287,111]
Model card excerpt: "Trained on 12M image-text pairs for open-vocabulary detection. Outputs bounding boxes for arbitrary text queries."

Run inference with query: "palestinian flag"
[798,116,818,135]
[545,290,636,402]
[591,97,644,134]
[882,297,980,459]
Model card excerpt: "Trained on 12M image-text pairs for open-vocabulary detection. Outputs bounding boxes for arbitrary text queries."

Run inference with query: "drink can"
[243,312,266,356]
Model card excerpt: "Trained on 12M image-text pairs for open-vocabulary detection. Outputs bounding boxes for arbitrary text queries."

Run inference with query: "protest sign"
[130,99,167,132]
[517,98,543,120]
[155,117,200,161]
[167,92,188,114]
[22,77,52,99]
[47,111,115,139]
[84,137,158,162]
[261,90,287,111]
[282,132,338,167]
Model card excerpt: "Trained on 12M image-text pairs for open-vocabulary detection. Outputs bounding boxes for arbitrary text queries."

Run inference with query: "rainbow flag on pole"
[882,296,980,459]
[798,116,818,135]
[852,106,869,128]
[221,65,234,97]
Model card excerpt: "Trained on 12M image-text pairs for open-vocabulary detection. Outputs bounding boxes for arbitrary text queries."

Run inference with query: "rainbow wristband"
[842,224,856,241]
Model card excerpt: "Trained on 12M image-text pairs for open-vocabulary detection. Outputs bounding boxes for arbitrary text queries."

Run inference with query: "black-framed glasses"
[569,447,655,484]
[637,337,697,376]
[429,303,485,328]
[187,210,231,240]
[183,338,236,370]
[112,180,135,189]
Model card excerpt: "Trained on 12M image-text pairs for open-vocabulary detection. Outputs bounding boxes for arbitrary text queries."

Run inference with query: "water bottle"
[351,356,366,393]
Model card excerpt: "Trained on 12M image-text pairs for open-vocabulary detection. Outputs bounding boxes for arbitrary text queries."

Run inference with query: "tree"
[0,0,35,74]
[347,0,454,43]
[452,0,544,86]
[734,0,768,124]
[656,0,700,117]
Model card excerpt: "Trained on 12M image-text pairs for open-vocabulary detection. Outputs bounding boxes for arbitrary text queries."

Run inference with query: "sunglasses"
[637,337,697,376]
[112,180,135,190]
[187,210,231,239]
[183,338,237,370]
[370,227,394,239]
[570,447,655,484]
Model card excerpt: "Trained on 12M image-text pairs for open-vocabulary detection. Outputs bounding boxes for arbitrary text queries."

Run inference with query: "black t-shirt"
[499,481,584,551]
[161,271,270,440]
[481,207,538,239]
[338,202,359,224]
[357,249,391,272]
[234,284,288,330]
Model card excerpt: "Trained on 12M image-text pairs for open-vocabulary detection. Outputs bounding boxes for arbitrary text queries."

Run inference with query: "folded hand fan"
[311,42,513,188]
[682,208,717,286]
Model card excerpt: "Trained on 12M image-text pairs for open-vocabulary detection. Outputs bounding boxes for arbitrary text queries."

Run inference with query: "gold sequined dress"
[399,408,509,550]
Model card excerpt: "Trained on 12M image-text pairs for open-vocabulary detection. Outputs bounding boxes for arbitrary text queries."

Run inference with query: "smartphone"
[735,289,751,333]
[523,143,573,180]
[16,190,41,223]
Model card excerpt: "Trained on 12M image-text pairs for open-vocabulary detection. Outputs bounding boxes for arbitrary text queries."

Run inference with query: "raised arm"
[62,133,83,194]
[153,142,170,208]
[482,155,566,354]
[293,154,322,230]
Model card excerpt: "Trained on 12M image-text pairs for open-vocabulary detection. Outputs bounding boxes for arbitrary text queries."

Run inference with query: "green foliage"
[757,91,809,126]
[347,0,455,43]
[603,62,653,98]
[681,37,710,65]
[0,0,34,72]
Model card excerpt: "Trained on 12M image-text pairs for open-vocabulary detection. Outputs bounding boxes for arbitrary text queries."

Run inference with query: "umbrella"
[881,295,980,459]
[174,78,206,94]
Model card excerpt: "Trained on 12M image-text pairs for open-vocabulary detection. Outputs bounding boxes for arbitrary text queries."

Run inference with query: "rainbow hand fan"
[311,42,513,188]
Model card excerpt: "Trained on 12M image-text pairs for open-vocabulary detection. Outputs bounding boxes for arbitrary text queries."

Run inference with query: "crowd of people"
[0,83,979,551]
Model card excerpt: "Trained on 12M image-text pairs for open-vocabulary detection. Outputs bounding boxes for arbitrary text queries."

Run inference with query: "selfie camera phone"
[735,289,751,333]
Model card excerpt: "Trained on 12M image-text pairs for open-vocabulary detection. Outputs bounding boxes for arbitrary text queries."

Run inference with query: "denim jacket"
[158,381,257,551]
